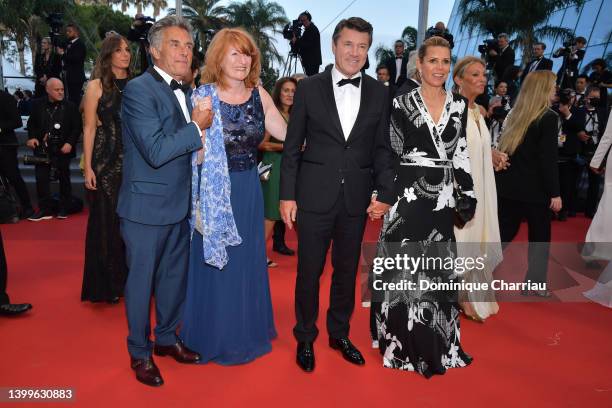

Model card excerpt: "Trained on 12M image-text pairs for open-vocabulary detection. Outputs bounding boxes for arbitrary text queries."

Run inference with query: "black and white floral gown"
[372,89,476,378]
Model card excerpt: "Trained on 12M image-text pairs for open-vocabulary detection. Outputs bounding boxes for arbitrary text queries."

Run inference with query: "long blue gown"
[181,88,277,365]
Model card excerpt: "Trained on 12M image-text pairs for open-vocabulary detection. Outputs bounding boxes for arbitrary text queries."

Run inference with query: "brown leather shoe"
[154,340,201,364]
[130,357,163,387]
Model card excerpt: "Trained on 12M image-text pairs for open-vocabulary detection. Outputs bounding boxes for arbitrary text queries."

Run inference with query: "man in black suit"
[553,36,586,90]
[386,39,408,87]
[26,78,81,221]
[280,17,395,372]
[521,42,553,84]
[489,33,515,82]
[58,23,86,106]
[0,90,33,218]
[294,11,322,76]
[0,229,32,316]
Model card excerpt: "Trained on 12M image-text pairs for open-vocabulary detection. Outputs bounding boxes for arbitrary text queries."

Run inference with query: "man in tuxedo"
[280,17,395,372]
[58,24,86,106]
[520,42,553,84]
[574,75,589,108]
[118,16,212,387]
[294,11,322,76]
[489,33,515,82]
[0,90,33,218]
[386,39,408,87]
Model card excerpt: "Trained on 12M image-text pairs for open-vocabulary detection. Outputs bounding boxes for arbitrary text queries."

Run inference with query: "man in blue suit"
[118,16,212,387]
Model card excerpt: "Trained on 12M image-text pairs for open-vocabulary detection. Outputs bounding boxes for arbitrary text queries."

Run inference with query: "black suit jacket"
[495,109,560,204]
[520,57,553,83]
[494,46,515,80]
[386,55,408,87]
[297,23,322,67]
[280,70,395,215]
[62,38,86,84]
[27,98,81,158]
[0,91,23,146]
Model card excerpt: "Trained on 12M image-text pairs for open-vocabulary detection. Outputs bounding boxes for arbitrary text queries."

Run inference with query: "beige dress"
[454,105,502,320]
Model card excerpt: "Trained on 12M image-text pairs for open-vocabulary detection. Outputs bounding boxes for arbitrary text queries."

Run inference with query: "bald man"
[26,77,82,221]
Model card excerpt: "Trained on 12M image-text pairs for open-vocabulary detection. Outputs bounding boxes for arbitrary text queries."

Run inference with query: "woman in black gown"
[81,35,131,303]
[371,37,476,378]
[33,37,62,98]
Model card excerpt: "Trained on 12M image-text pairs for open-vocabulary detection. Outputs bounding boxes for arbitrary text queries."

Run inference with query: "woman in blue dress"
[181,28,287,364]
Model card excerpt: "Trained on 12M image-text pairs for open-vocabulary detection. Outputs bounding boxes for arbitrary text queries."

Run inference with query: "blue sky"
[156,0,457,76]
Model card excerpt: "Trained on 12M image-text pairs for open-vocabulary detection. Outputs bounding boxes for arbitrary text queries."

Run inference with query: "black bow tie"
[170,79,191,93]
[337,77,361,88]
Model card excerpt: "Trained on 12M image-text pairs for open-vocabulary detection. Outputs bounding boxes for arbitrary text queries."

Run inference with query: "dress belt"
[399,157,453,169]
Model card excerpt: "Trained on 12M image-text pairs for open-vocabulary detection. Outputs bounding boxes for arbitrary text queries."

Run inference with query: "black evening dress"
[82,79,128,302]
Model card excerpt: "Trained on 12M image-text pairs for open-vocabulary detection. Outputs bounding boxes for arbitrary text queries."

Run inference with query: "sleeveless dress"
[372,89,475,378]
[82,79,128,302]
[181,88,277,364]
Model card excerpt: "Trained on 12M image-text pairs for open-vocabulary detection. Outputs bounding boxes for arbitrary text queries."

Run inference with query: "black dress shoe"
[296,342,315,372]
[130,357,163,387]
[273,243,295,256]
[0,303,32,316]
[329,337,365,365]
[154,339,201,364]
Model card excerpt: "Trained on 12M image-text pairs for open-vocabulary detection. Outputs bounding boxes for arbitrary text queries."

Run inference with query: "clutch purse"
[258,162,273,182]
[454,191,476,229]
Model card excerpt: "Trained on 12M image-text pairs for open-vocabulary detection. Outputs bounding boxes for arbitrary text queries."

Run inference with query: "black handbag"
[454,188,476,229]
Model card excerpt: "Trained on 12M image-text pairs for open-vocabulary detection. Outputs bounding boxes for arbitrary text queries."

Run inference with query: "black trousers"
[34,154,71,212]
[294,189,367,342]
[585,169,602,217]
[558,160,579,215]
[272,220,287,247]
[303,64,320,77]
[0,229,9,305]
[498,197,551,284]
[0,146,32,210]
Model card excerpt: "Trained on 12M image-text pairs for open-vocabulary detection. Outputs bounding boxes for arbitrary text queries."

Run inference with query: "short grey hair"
[148,16,193,51]
[498,33,509,40]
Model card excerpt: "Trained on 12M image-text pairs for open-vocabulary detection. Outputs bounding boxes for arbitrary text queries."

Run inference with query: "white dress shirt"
[395,57,403,82]
[154,65,191,124]
[331,65,361,140]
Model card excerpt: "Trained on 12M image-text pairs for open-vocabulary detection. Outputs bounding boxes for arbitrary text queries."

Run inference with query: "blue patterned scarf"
[190,84,241,269]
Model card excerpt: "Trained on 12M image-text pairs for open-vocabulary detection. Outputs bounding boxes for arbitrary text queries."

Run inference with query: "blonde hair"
[418,36,450,61]
[452,56,485,92]
[497,70,556,155]
[201,28,261,90]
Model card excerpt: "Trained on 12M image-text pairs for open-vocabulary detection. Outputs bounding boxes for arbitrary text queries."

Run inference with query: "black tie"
[170,79,191,93]
[337,77,361,88]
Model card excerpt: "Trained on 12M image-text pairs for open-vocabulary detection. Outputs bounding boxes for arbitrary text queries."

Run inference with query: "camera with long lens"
[46,12,65,48]
[478,39,497,67]
[133,15,155,41]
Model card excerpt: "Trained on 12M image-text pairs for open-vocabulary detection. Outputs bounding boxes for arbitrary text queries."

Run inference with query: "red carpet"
[0,213,610,407]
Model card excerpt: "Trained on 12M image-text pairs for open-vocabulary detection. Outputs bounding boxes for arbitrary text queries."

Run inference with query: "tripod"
[282,52,303,77]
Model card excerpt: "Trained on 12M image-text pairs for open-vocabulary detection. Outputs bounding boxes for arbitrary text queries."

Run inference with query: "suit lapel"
[186,88,193,115]
[319,70,345,143]
[147,67,188,123]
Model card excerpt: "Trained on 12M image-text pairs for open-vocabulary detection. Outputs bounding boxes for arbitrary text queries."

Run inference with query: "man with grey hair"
[117,15,213,387]
[489,33,515,81]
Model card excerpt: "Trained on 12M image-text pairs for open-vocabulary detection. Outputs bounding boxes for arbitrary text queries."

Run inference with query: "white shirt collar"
[70,37,78,44]
[331,65,361,86]
[154,65,177,86]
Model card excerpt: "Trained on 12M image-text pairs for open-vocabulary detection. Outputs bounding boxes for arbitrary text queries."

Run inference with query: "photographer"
[425,22,454,49]
[554,89,582,220]
[0,90,34,219]
[127,14,154,75]
[292,11,322,76]
[574,75,589,108]
[588,58,611,110]
[489,33,515,82]
[26,78,81,221]
[520,42,553,84]
[488,81,512,148]
[553,36,586,90]
[576,86,608,218]
[57,23,86,106]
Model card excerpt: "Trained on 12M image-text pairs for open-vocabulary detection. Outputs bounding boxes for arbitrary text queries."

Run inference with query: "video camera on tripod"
[283,19,303,55]
[132,15,156,41]
[478,39,497,68]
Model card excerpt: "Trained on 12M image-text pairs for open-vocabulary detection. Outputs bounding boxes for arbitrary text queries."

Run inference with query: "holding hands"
[492,149,510,171]
[367,195,390,220]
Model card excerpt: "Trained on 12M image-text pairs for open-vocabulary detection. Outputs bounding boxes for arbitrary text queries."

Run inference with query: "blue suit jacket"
[117,67,202,225]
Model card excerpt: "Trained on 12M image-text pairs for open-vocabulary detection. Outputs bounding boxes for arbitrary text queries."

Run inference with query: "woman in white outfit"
[452,56,507,321]
[583,111,612,308]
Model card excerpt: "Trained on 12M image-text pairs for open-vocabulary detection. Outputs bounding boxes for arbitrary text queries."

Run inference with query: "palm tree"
[374,26,417,68]
[458,0,585,66]
[402,26,417,51]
